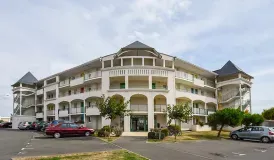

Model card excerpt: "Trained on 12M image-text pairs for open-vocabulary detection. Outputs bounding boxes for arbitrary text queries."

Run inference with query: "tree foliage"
[208,108,244,137]
[96,95,130,122]
[262,107,274,120]
[0,120,3,123]
[242,113,253,127]
[167,103,192,140]
[250,114,264,126]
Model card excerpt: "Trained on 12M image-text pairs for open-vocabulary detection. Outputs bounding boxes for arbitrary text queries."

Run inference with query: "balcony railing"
[59,79,70,87]
[109,69,168,77]
[70,78,84,87]
[207,109,216,115]
[175,71,193,81]
[193,108,207,115]
[85,71,102,81]
[154,105,167,112]
[47,110,55,115]
[205,80,215,88]
[36,112,43,118]
[130,105,148,112]
[70,107,85,114]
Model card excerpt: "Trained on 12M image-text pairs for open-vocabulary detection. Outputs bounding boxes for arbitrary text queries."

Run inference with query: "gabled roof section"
[214,60,253,78]
[116,41,162,58]
[123,41,153,49]
[12,72,38,86]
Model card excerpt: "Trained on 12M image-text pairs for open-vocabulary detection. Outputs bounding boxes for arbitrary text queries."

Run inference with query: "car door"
[69,123,81,135]
[59,123,70,136]
[244,127,253,139]
[250,127,264,140]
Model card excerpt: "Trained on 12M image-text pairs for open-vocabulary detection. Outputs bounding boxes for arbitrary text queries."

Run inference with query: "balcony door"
[130,115,148,132]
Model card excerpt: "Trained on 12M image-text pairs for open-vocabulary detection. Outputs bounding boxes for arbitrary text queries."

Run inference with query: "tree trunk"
[217,124,224,137]
[175,120,177,141]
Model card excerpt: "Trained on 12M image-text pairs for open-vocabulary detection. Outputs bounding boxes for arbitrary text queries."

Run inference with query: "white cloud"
[0,0,274,116]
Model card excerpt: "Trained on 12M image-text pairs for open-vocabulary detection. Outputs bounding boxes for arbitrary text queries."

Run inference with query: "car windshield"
[269,127,274,131]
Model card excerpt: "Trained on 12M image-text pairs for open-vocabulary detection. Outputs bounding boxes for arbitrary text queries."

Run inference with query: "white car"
[18,121,31,130]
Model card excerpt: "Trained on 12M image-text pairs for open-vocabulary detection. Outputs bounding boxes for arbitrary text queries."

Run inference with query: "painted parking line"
[232,152,246,156]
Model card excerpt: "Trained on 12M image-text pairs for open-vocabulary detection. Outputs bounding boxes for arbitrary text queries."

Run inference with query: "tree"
[262,107,274,120]
[208,108,244,137]
[242,113,253,127]
[250,114,264,126]
[0,120,3,123]
[96,95,130,137]
[167,103,192,141]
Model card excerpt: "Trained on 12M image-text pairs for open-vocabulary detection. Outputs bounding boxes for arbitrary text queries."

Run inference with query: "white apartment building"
[11,41,253,131]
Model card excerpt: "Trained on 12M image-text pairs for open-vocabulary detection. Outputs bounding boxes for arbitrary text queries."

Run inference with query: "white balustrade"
[175,71,193,81]
[47,110,55,115]
[59,79,70,87]
[130,105,148,112]
[109,69,168,77]
[70,77,84,87]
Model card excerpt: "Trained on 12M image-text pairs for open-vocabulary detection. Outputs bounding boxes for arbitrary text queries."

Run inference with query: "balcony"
[70,107,84,114]
[109,69,168,77]
[176,89,217,104]
[193,78,204,87]
[85,71,102,81]
[175,71,193,82]
[47,110,55,116]
[154,105,167,112]
[59,79,70,88]
[37,89,43,95]
[59,109,69,117]
[193,108,207,115]
[36,112,43,118]
[44,84,57,92]
[130,105,148,112]
[70,78,84,87]
[207,109,216,115]
[204,80,215,88]
[86,105,100,116]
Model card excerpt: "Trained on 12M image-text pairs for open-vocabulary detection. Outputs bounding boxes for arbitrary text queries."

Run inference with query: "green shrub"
[148,132,155,139]
[161,128,169,137]
[199,121,204,127]
[113,127,123,137]
[168,125,181,136]
[102,125,111,132]
[155,132,165,139]
[98,130,105,137]
[104,131,110,137]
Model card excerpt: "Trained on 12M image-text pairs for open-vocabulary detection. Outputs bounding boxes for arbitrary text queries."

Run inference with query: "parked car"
[45,123,94,138]
[18,121,32,130]
[230,126,274,143]
[36,121,49,132]
[0,122,12,128]
[28,121,37,130]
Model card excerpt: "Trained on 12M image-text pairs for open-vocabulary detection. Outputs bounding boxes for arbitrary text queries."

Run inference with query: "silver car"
[230,126,274,143]
[18,121,31,130]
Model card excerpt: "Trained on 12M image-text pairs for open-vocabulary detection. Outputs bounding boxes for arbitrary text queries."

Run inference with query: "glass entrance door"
[130,115,148,132]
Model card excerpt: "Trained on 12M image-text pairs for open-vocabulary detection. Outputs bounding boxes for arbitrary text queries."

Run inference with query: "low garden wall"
[191,125,212,131]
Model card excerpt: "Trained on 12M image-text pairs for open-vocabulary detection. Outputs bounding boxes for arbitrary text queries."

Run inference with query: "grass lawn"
[148,130,230,143]
[14,150,147,160]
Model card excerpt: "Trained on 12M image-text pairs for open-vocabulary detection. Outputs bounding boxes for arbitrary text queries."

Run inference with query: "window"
[80,88,84,93]
[74,103,77,108]
[195,89,198,94]
[120,83,125,89]
[69,123,79,129]
[60,123,68,128]
[68,90,71,95]
[152,83,156,89]
[191,88,194,93]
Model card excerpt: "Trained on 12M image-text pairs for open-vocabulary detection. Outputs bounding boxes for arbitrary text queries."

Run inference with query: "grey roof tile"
[123,41,153,49]
[214,60,252,77]
[12,72,38,86]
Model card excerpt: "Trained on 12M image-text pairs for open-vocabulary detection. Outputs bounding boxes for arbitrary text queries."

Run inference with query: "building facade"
[11,41,253,131]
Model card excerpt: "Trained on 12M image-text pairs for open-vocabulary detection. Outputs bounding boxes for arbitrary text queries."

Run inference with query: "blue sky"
[0,0,274,116]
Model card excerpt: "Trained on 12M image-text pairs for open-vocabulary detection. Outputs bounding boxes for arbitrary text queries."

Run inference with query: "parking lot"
[1,129,274,160]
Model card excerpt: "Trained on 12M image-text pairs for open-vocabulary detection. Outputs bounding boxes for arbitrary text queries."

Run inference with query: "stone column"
[125,75,129,89]
[83,100,86,123]
[131,58,134,66]
[124,95,130,132]
[55,103,59,120]
[121,58,123,66]
[205,103,208,123]
[19,83,22,116]
[239,83,242,111]
[147,94,154,130]
[153,58,155,66]
[69,102,72,121]
[191,101,194,125]
[142,58,144,66]
[163,60,165,67]
[149,75,152,89]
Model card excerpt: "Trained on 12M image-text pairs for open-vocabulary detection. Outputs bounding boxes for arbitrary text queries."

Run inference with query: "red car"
[45,123,94,138]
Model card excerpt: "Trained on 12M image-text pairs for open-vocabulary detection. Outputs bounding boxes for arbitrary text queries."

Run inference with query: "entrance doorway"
[130,115,148,132]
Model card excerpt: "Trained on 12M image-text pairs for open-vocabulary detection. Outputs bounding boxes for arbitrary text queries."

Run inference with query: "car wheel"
[261,136,270,143]
[54,132,61,139]
[231,134,238,140]
[84,131,91,137]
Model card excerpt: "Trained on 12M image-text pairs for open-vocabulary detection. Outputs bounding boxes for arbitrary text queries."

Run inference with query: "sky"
[0,0,274,116]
